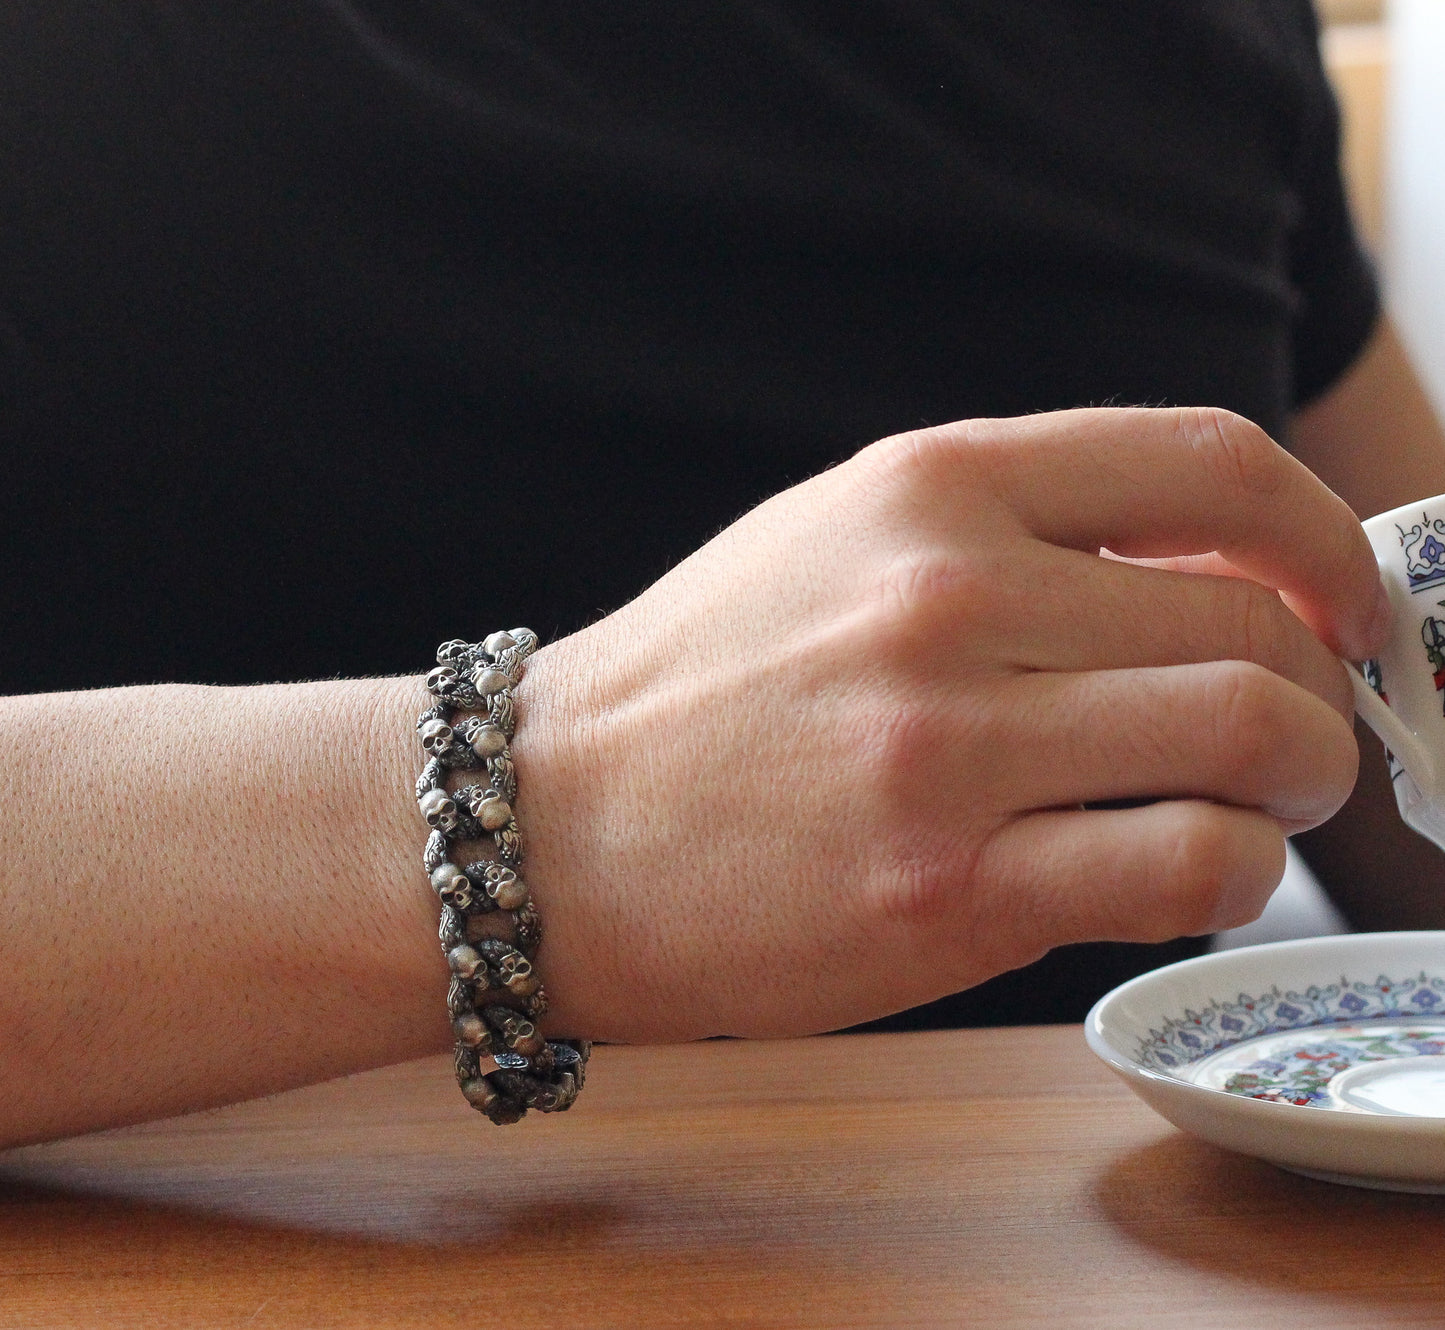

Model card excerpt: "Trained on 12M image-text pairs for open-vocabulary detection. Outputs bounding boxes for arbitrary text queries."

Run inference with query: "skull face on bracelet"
[418,787,461,835]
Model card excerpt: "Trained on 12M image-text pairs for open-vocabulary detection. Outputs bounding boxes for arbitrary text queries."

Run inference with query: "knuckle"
[852,420,991,512]
[1204,660,1282,773]
[1203,661,1358,821]
[864,696,950,807]
[853,430,941,502]
[867,848,960,926]
[1231,580,1283,669]
[871,550,990,639]
[1159,808,1242,937]
[863,814,995,933]
[853,704,996,928]
[1209,581,1355,723]
[1308,710,1361,818]
[1176,407,1283,500]
[866,420,978,479]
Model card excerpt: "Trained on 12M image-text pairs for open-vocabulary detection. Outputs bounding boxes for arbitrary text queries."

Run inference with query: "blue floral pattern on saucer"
[1134,971,1445,1081]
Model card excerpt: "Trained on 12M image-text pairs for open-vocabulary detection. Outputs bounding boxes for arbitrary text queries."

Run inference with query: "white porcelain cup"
[1349,495,1445,849]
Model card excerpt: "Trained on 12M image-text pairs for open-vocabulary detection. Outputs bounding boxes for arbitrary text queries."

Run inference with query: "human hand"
[516,408,1389,1041]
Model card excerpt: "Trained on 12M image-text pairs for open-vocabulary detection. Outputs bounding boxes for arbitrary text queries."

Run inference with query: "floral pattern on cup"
[1400,514,1445,592]
[1133,971,1445,1074]
[1424,615,1445,715]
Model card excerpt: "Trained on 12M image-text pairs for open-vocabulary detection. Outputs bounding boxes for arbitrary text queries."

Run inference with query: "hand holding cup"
[517,407,1389,1042]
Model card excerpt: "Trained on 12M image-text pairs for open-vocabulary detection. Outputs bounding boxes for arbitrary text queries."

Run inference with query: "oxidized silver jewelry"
[416,630,589,1124]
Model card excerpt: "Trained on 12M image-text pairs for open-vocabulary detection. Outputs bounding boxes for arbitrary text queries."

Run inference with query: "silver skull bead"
[483,863,529,911]
[453,1012,490,1049]
[446,945,485,981]
[425,665,459,695]
[467,721,508,760]
[471,664,512,696]
[419,787,461,834]
[430,862,473,910]
[497,1012,540,1053]
[419,719,455,757]
[500,952,538,996]
[468,788,512,832]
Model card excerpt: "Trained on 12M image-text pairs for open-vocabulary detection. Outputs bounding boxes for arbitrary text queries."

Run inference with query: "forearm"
[1291,318,1445,520]
[0,677,445,1146]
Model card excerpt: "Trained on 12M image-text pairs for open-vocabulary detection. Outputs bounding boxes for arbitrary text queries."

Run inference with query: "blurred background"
[1319,0,1441,410]
[1218,0,1445,949]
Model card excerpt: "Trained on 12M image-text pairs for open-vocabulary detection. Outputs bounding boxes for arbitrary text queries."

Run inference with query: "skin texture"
[0,404,1389,1146]
[1289,318,1445,928]
[0,678,434,1145]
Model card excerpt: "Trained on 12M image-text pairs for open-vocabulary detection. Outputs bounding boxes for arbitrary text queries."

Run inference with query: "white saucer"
[1086,932,1445,1191]
[1329,1055,1445,1115]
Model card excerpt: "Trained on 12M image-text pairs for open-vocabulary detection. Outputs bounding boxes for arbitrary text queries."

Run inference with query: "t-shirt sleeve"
[1288,4,1382,408]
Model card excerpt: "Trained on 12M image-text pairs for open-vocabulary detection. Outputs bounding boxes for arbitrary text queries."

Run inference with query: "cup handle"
[1348,663,1439,795]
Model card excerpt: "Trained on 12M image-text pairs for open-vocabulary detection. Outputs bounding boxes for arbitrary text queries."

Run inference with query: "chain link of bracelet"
[415,629,589,1124]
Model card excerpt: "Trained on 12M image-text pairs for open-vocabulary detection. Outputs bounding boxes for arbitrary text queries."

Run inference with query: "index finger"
[955,406,1388,660]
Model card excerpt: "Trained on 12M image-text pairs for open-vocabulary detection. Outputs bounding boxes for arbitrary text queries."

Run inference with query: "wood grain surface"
[2,1026,1443,1328]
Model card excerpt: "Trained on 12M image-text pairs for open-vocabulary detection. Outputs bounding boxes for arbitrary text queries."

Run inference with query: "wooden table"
[2,1027,1443,1328]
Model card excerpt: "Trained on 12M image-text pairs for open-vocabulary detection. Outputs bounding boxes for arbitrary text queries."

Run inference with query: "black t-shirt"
[0,2,1378,1025]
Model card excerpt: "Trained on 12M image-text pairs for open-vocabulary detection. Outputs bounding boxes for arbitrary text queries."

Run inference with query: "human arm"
[0,406,1387,1147]
[1290,318,1445,520]
[1289,317,1445,928]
